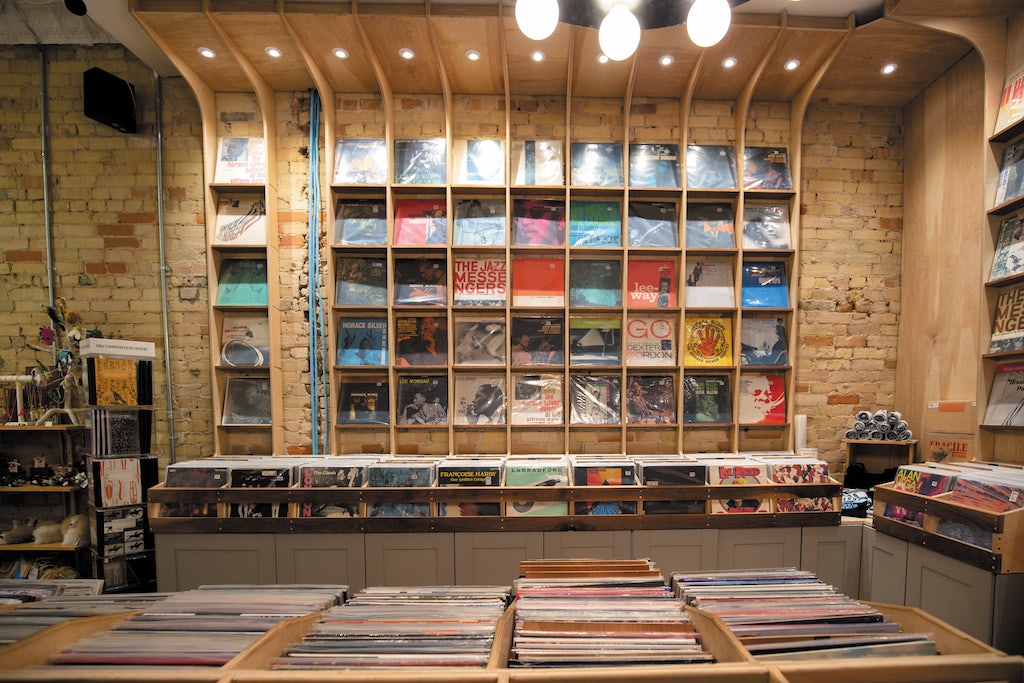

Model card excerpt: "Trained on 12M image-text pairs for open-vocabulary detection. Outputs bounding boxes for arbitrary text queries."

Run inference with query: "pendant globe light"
[516,0,560,41]
[599,4,642,61]
[686,0,732,48]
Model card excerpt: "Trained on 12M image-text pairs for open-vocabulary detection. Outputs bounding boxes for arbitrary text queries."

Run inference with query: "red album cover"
[626,259,676,309]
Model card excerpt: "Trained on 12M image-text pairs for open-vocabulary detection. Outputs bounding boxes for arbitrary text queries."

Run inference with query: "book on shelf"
[686,144,736,189]
[743,203,791,249]
[510,315,564,366]
[568,316,621,366]
[989,282,1024,353]
[569,374,621,424]
[625,374,676,424]
[996,141,1024,206]
[337,376,389,425]
[367,460,436,518]
[222,376,272,425]
[396,375,449,425]
[454,139,505,185]
[214,193,267,246]
[683,315,733,367]
[393,257,447,306]
[684,259,735,308]
[393,198,447,245]
[983,361,1024,426]
[453,255,507,307]
[685,203,735,249]
[335,255,387,306]
[570,142,623,187]
[708,458,769,514]
[334,198,387,245]
[683,374,732,424]
[452,317,506,365]
[333,138,387,185]
[891,464,957,496]
[512,139,564,185]
[627,200,679,248]
[393,138,446,185]
[453,374,506,425]
[989,209,1024,280]
[738,373,786,425]
[503,456,569,517]
[626,259,676,309]
[511,256,565,306]
[395,314,447,366]
[628,143,681,188]
[995,67,1024,134]
[740,316,788,366]
[336,316,388,366]
[214,137,266,184]
[220,315,270,367]
[742,147,793,190]
[216,258,268,306]
[625,315,676,366]
[512,198,566,246]
[741,261,789,308]
[568,200,621,247]
[569,258,622,307]
[511,373,563,425]
[453,198,506,246]
[88,357,139,406]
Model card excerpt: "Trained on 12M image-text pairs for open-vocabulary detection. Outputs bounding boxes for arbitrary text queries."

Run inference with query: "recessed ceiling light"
[597,54,609,64]
[881,63,897,75]
[784,59,800,71]
[265,46,282,58]
[333,48,349,59]
[399,48,415,60]
[531,50,545,62]
[660,55,674,66]
[466,49,481,61]
[722,56,737,69]
[197,47,216,59]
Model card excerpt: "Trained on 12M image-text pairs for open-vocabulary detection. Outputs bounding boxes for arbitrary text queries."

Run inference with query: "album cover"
[709,458,769,514]
[453,374,506,425]
[628,143,681,188]
[743,146,793,190]
[983,361,1024,426]
[686,144,736,189]
[217,258,268,306]
[996,67,1024,134]
[436,458,503,517]
[214,137,266,184]
[640,459,708,514]
[333,138,387,185]
[335,255,387,306]
[684,259,735,308]
[625,374,676,424]
[625,315,676,366]
[164,460,230,488]
[742,203,791,249]
[297,458,369,517]
[626,201,679,248]
[90,357,139,406]
[95,504,150,558]
[570,142,623,187]
[683,374,732,423]
[336,316,388,366]
[568,200,621,247]
[454,139,505,185]
[393,137,447,185]
[569,258,622,307]
[568,316,621,366]
[512,139,564,186]
[214,193,267,246]
[503,456,569,516]
[512,198,566,246]
[626,259,675,309]
[685,203,735,249]
[396,375,449,424]
[91,456,158,508]
[569,374,621,424]
[393,257,447,306]
[571,459,637,515]
[221,315,271,367]
[367,461,435,517]
[740,316,788,366]
[510,315,565,366]
[511,256,565,307]
[453,198,506,246]
[453,317,506,365]
[394,314,447,366]
[741,261,789,308]
[511,373,563,425]
[453,255,507,307]
[222,376,272,425]
[393,198,447,245]
[337,376,389,425]
[227,458,291,518]
[738,373,787,424]
[334,197,387,245]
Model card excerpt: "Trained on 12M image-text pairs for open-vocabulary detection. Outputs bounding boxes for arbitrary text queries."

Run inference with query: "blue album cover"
[628,143,681,188]
[336,316,388,366]
[741,261,789,308]
[571,142,623,187]
[569,200,621,247]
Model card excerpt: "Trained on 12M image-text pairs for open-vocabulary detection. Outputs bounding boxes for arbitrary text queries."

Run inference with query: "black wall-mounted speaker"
[83,67,137,134]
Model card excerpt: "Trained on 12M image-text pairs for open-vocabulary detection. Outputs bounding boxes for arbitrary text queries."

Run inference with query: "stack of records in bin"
[0,591,169,647]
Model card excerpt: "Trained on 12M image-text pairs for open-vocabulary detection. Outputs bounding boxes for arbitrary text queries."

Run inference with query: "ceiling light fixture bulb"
[599,4,641,62]
[197,47,216,59]
[466,49,481,61]
[881,63,897,75]
[265,46,282,58]
[722,56,737,68]
[516,0,559,41]
[333,48,349,59]
[686,0,731,48]
[399,48,415,59]
[784,59,800,71]
[660,55,674,66]
[531,50,545,62]
[597,54,609,64]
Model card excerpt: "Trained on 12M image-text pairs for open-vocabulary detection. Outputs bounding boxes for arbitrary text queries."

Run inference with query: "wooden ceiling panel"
[133,10,249,92]
[692,22,782,101]
[754,27,849,101]
[358,12,444,94]
[570,26,632,99]
[432,15,505,95]
[503,17,572,96]
[887,0,1023,18]
[630,25,701,99]
[284,12,381,94]
[208,11,315,91]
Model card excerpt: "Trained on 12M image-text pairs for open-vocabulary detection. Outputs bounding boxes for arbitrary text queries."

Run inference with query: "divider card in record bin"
[708,457,769,513]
